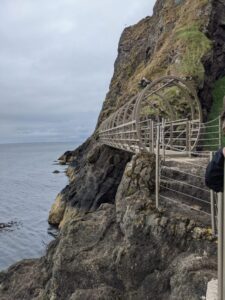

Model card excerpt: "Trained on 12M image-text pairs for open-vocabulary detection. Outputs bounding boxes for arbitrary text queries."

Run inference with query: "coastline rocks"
[86,144,102,164]
[0,223,13,230]
[0,221,19,231]
[0,152,217,299]
[1,151,218,299]
[0,223,9,229]
[58,151,74,165]
[48,140,132,227]
[0,259,47,300]
[0,170,217,299]
[54,140,132,213]
[48,193,67,226]
[58,206,79,229]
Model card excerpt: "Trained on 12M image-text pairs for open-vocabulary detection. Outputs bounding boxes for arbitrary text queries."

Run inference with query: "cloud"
[0,0,155,144]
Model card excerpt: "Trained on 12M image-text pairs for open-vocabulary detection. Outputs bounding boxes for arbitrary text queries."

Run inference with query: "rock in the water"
[53,170,60,174]
[0,221,17,230]
[58,150,74,164]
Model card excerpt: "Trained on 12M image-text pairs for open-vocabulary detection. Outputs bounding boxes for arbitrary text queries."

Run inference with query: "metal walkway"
[98,75,224,299]
[99,76,206,154]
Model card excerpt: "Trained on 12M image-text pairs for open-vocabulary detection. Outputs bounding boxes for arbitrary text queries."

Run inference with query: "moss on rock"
[174,24,212,82]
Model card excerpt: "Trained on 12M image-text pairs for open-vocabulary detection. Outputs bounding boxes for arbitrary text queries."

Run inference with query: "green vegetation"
[162,87,191,120]
[140,94,171,120]
[210,77,225,120]
[175,25,212,82]
[200,77,225,150]
[198,0,209,6]
[207,77,225,147]
[140,86,194,122]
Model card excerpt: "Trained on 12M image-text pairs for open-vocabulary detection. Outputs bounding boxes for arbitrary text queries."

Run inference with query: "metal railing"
[99,117,221,156]
[100,96,223,298]
[155,122,216,218]
[217,191,224,300]
[154,118,223,300]
[99,76,203,153]
[156,117,221,158]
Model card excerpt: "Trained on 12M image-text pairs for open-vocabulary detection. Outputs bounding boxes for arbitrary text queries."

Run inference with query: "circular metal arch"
[99,76,203,154]
[134,76,203,151]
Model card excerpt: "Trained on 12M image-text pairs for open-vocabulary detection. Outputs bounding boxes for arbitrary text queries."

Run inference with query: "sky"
[0,0,155,144]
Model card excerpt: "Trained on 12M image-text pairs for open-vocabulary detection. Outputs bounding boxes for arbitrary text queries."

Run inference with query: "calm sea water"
[0,142,76,271]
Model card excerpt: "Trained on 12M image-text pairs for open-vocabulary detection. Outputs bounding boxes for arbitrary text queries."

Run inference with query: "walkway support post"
[170,122,173,150]
[188,121,192,157]
[219,116,222,148]
[223,164,225,299]
[186,121,189,155]
[209,152,216,236]
[150,120,154,153]
[162,118,165,161]
[185,120,192,157]
[218,192,223,300]
[218,160,225,300]
[155,125,160,209]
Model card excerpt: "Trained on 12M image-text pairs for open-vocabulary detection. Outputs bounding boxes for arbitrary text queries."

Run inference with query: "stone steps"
[159,157,211,213]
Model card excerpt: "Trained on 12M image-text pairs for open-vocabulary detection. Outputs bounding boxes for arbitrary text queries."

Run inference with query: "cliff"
[0,0,225,299]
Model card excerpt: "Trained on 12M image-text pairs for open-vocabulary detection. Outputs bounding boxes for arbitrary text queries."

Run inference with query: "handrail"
[100,101,223,298]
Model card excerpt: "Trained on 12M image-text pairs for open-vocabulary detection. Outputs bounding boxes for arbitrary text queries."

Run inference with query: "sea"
[0,142,77,271]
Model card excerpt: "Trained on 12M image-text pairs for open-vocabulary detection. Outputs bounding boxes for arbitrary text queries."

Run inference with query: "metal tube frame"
[218,191,224,300]
[219,116,222,148]
[162,118,165,161]
[217,160,225,300]
[210,151,216,236]
[155,125,160,209]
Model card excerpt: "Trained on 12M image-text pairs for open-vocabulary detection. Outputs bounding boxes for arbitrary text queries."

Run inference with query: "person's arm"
[205,148,224,192]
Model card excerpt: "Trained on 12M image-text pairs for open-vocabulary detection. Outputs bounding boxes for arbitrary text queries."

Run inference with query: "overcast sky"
[0,0,155,144]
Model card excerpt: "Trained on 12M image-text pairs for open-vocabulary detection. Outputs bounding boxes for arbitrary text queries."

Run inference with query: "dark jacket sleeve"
[205,149,224,193]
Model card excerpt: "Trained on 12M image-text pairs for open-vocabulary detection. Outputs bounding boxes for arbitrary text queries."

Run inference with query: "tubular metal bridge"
[98,76,224,299]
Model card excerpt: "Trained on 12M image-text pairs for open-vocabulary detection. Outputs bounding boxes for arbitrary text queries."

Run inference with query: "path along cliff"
[0,0,225,299]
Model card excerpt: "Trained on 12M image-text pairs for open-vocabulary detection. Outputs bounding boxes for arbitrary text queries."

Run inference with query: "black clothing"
[205,149,224,193]
[138,78,152,88]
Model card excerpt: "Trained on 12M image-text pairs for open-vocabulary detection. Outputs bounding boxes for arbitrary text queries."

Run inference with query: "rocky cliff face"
[0,154,217,300]
[0,0,225,299]
[98,0,225,124]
